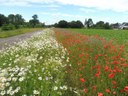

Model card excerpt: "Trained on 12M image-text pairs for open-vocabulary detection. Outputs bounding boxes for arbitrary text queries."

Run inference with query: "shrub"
[1,24,15,31]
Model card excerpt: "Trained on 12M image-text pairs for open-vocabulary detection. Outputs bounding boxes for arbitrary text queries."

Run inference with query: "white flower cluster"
[0,66,28,95]
[0,29,69,96]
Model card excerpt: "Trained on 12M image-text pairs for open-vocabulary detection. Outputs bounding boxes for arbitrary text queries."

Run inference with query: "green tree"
[69,20,84,28]
[94,21,105,29]
[104,22,111,29]
[8,14,25,28]
[8,14,15,24]
[76,20,84,28]
[69,21,77,28]
[32,14,38,20]
[15,14,24,25]
[0,14,8,27]
[57,20,68,28]
[85,18,94,28]
[87,18,93,28]
[29,14,39,28]
[15,14,25,28]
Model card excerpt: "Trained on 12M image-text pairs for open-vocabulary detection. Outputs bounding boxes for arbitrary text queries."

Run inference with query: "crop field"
[0,28,128,96]
[69,29,128,44]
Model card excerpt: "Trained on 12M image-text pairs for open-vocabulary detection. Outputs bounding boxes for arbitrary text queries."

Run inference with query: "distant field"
[0,28,43,38]
[68,29,128,44]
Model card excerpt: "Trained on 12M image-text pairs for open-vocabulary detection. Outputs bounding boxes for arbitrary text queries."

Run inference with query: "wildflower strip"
[55,30,128,96]
[0,29,69,96]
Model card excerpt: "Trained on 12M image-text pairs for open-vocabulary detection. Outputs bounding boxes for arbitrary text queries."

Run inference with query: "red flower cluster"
[55,30,128,95]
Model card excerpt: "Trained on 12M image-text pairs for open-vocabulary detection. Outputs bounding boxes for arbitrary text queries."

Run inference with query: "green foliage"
[29,14,40,28]
[0,13,43,29]
[8,14,25,26]
[0,14,8,27]
[104,22,112,29]
[94,21,105,29]
[1,24,15,31]
[69,20,84,28]
[35,23,45,28]
[57,20,69,28]
[84,19,112,29]
[54,20,84,28]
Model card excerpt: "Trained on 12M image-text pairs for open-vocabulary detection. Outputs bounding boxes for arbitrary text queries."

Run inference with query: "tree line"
[0,13,127,30]
[0,14,45,30]
[54,20,84,28]
[53,19,112,29]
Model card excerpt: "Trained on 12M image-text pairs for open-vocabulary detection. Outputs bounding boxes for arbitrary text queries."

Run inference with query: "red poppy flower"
[98,92,103,96]
[97,65,101,70]
[104,66,109,71]
[108,73,115,78]
[80,78,85,83]
[106,89,110,93]
[83,88,87,93]
[112,61,119,65]
[117,69,122,73]
[112,81,117,85]
[95,71,100,78]
[113,69,117,73]
[120,89,125,93]
[113,86,117,89]
[120,58,125,62]
[124,86,128,91]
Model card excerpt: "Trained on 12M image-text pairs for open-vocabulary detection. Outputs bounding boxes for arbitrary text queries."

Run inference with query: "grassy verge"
[0,28,44,38]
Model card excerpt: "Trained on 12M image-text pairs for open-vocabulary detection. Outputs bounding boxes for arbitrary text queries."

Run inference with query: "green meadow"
[69,29,128,44]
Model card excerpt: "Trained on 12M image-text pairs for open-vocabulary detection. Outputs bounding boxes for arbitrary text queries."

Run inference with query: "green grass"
[0,28,44,38]
[68,29,128,44]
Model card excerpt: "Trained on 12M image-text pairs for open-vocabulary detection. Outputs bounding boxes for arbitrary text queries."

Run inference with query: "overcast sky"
[0,0,128,25]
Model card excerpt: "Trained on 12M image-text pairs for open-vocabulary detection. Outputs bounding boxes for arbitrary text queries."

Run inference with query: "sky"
[0,0,128,25]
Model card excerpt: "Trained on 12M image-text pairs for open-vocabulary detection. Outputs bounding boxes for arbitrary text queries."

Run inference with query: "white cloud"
[1,0,128,12]
[53,0,128,12]
[40,12,85,18]
[0,0,31,6]
[40,4,60,8]
[79,8,95,13]
[40,12,97,24]
[26,0,54,4]
[5,2,30,6]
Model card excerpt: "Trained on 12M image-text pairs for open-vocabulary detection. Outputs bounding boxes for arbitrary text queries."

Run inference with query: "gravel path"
[0,30,43,50]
